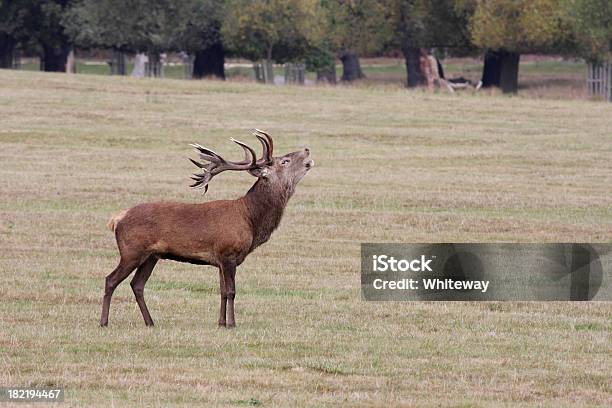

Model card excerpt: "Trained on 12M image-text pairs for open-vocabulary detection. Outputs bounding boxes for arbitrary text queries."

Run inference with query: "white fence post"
[587,61,611,102]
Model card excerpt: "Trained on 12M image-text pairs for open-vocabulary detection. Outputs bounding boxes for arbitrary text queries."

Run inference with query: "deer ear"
[249,167,269,179]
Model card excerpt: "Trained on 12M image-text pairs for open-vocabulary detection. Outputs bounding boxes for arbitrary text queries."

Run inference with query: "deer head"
[189,129,314,194]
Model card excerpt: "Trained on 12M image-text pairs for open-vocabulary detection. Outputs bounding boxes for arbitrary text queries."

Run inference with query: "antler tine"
[188,158,206,169]
[188,135,260,193]
[252,129,274,164]
[253,129,273,156]
[229,138,257,168]
[190,143,225,163]
[253,134,272,164]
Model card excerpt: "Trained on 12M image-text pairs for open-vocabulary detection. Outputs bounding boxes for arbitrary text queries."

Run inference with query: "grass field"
[0,69,611,407]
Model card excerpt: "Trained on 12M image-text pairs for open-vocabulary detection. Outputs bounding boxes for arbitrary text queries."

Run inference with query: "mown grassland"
[0,69,610,407]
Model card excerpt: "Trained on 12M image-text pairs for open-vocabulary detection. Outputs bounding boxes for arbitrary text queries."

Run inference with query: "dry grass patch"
[0,69,611,407]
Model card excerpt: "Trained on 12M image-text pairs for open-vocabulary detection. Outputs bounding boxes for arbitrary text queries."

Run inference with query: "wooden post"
[109,50,126,75]
[65,49,76,73]
[183,53,194,79]
[263,60,273,83]
[587,61,611,102]
[12,49,21,69]
[253,62,261,82]
[145,53,164,78]
[605,61,612,102]
[253,60,274,84]
[284,63,305,85]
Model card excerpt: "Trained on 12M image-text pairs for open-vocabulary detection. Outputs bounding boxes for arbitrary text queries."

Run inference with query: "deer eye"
[281,159,290,165]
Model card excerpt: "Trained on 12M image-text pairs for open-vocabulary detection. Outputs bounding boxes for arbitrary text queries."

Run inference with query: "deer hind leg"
[100,258,140,327]
[130,256,158,326]
[222,260,237,328]
[218,269,227,327]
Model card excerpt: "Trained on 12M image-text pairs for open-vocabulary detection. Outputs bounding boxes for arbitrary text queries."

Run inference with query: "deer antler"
[189,138,258,193]
[190,130,276,193]
[253,129,274,165]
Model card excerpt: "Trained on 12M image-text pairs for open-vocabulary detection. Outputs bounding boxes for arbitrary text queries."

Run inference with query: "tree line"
[1,0,610,93]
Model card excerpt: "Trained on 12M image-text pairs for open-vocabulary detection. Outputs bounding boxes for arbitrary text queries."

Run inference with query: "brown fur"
[100,146,313,328]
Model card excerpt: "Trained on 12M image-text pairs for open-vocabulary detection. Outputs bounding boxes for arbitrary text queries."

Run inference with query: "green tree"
[176,1,226,79]
[464,0,570,93]
[1,0,74,72]
[222,0,324,64]
[303,40,337,83]
[563,0,612,62]
[0,0,27,68]
[36,0,73,71]
[388,0,472,87]
[65,0,179,54]
[65,0,226,78]
[322,0,392,81]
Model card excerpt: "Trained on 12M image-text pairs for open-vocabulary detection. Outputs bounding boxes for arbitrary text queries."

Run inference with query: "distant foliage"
[466,0,570,53]
[563,0,612,61]
[1,0,71,54]
[64,0,223,54]
[2,0,612,79]
[323,0,392,56]
[222,0,324,62]
[303,43,335,72]
[385,0,474,54]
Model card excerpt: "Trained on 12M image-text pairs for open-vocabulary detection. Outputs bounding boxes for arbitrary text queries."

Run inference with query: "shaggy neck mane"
[243,178,294,250]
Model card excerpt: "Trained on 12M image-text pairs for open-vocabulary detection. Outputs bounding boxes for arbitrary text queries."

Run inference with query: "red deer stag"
[100,129,313,327]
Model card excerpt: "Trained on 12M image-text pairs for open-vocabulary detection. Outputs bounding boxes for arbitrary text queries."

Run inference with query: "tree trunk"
[402,46,424,88]
[41,43,70,72]
[193,40,225,79]
[340,51,364,81]
[481,49,502,88]
[0,33,16,69]
[499,52,520,94]
[110,49,126,75]
[65,49,76,73]
[146,52,163,77]
[481,50,520,94]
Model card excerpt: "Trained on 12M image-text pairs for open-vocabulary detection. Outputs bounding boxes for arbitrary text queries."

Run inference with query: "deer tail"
[107,209,128,233]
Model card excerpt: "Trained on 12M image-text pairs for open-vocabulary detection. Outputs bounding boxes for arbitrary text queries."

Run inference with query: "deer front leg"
[221,260,237,328]
[100,258,139,327]
[218,269,227,327]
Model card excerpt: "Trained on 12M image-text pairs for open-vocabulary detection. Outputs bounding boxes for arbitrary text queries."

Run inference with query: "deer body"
[100,130,312,328]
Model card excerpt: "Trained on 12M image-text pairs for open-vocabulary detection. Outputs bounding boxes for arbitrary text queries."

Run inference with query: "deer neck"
[243,179,293,250]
